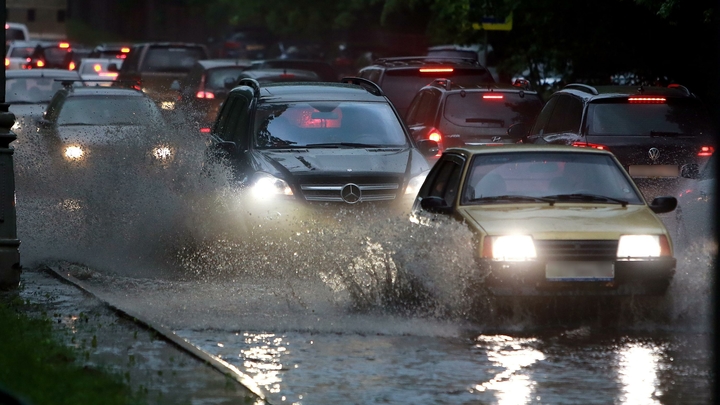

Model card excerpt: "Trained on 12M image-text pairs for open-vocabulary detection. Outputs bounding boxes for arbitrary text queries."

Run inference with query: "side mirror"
[416,139,439,157]
[224,77,236,89]
[107,63,119,72]
[419,196,453,214]
[38,118,52,128]
[507,122,531,142]
[215,140,237,154]
[649,196,677,214]
[680,163,700,179]
[170,80,181,92]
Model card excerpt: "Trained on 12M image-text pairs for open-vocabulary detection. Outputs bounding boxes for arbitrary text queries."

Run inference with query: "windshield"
[253,102,408,149]
[443,92,543,128]
[587,99,717,136]
[42,46,70,65]
[57,96,163,126]
[80,60,121,75]
[141,46,206,73]
[462,152,644,205]
[6,77,69,103]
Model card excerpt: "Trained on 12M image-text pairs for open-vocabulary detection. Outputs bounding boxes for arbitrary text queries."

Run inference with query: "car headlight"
[152,146,173,160]
[250,173,293,199]
[483,235,537,261]
[617,235,670,259]
[405,171,429,196]
[64,145,85,160]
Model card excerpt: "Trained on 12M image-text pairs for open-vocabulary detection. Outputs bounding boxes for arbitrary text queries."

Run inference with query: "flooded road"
[13,121,715,404]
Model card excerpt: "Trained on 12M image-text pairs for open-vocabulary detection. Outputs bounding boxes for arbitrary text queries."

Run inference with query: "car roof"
[5,69,80,78]
[252,82,387,103]
[556,84,696,102]
[445,144,615,157]
[78,58,120,65]
[66,87,146,97]
[240,68,320,80]
[197,59,252,69]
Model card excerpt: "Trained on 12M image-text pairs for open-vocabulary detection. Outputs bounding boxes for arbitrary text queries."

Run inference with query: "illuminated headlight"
[617,235,669,259]
[153,146,172,159]
[161,101,175,110]
[483,235,537,261]
[64,145,85,160]
[250,173,293,199]
[404,171,429,196]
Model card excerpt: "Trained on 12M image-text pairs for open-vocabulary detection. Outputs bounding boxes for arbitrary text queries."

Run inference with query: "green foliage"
[0,299,146,405]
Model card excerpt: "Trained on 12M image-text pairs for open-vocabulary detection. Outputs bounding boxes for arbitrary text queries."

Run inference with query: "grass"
[0,294,147,405]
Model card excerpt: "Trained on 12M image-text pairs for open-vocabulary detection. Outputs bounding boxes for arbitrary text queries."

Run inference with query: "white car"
[5,40,39,70]
[77,58,122,86]
[675,154,715,248]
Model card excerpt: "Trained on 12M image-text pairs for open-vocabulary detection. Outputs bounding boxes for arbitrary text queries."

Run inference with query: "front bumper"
[480,258,676,296]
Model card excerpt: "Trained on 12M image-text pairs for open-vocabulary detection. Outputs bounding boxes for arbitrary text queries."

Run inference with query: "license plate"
[628,165,679,177]
[546,261,614,281]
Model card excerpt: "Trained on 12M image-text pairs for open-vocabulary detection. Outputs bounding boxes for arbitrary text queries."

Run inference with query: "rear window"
[141,46,206,73]
[206,67,246,89]
[9,46,34,58]
[6,29,27,41]
[43,47,70,65]
[382,68,494,113]
[443,92,543,128]
[587,98,717,136]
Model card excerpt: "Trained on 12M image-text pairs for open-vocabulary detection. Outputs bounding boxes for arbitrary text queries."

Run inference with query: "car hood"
[57,124,152,145]
[255,147,417,177]
[459,203,668,239]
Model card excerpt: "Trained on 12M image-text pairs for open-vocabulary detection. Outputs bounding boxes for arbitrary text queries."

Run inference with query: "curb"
[42,265,270,404]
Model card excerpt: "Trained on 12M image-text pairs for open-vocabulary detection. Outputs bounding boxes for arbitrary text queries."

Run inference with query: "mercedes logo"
[648,147,660,161]
[491,136,502,142]
[340,183,361,204]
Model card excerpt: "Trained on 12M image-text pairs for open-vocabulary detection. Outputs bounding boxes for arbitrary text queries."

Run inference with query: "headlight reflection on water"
[618,343,662,405]
[241,333,287,394]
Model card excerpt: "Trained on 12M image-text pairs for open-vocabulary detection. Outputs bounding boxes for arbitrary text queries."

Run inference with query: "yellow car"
[411,145,679,296]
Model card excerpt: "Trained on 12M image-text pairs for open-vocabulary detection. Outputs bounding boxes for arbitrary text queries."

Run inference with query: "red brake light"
[628,96,666,104]
[200,127,211,133]
[59,42,70,49]
[121,47,130,53]
[698,146,714,156]
[196,91,215,99]
[279,73,295,78]
[4,24,8,30]
[572,141,608,150]
[94,64,102,72]
[483,94,504,100]
[68,61,75,70]
[4,58,9,67]
[419,67,454,73]
[36,60,45,68]
[427,128,443,157]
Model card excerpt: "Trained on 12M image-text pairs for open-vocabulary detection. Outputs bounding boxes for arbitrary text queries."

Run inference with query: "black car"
[357,56,495,117]
[24,41,75,69]
[174,59,252,129]
[89,43,133,60]
[206,77,438,225]
[405,79,543,160]
[524,84,717,185]
[245,59,339,81]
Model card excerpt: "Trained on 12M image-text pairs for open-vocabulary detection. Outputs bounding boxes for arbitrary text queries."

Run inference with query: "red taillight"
[132,84,142,91]
[279,73,295,78]
[483,94,504,100]
[698,146,714,156]
[59,42,70,49]
[121,47,130,53]
[196,91,215,99]
[68,61,75,70]
[36,60,45,68]
[419,67,454,73]
[4,58,9,67]
[94,64,102,72]
[572,141,608,150]
[628,96,666,104]
[427,128,443,157]
[659,235,671,257]
[200,127,211,133]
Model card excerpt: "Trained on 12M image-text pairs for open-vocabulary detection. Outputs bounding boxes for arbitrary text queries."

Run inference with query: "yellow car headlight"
[64,145,84,160]
[483,235,537,261]
[404,171,429,196]
[616,235,670,259]
[250,173,293,199]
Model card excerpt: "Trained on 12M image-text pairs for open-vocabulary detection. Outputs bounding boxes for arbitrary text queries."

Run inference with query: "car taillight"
[698,146,714,156]
[4,58,8,67]
[200,127,211,133]
[572,141,608,150]
[628,96,666,104]
[121,47,130,53]
[196,91,215,99]
[36,60,45,68]
[419,67,454,73]
[483,94,504,100]
[59,42,70,49]
[68,61,75,70]
[427,128,443,157]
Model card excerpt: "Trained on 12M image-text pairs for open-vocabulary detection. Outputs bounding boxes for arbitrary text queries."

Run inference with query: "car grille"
[297,175,402,203]
[535,240,618,261]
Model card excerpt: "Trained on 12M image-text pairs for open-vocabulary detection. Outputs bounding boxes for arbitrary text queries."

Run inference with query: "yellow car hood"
[460,203,668,240]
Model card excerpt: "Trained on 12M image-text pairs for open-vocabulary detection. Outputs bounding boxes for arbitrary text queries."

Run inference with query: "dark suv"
[357,56,495,117]
[206,77,438,223]
[405,79,543,159]
[524,84,716,183]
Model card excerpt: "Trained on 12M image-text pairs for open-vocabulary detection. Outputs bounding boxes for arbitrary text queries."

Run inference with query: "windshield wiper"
[305,142,385,148]
[543,194,629,207]
[470,195,556,205]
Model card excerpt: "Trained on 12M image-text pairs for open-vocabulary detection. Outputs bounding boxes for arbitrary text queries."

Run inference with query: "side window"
[405,91,427,125]
[120,47,141,72]
[530,96,558,135]
[213,96,237,141]
[419,155,464,206]
[224,97,250,145]
[545,95,583,134]
[410,89,440,127]
[366,69,381,83]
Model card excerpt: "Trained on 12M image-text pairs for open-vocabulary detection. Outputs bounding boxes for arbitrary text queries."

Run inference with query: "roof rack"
[668,83,692,96]
[563,83,599,95]
[237,78,260,97]
[431,78,452,90]
[340,77,384,96]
